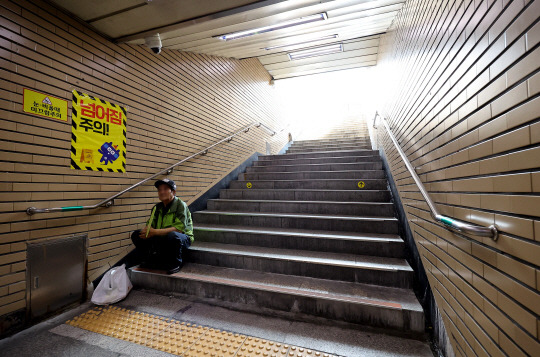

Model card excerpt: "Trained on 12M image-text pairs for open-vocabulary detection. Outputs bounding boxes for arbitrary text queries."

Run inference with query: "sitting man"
[131,178,193,274]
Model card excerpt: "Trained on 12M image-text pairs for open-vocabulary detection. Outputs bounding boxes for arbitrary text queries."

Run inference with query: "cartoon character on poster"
[98,142,120,165]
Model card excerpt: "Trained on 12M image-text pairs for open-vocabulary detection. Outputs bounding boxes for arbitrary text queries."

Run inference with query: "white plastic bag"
[91,264,132,305]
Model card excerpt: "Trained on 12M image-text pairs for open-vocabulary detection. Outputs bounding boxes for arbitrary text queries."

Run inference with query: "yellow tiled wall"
[0,0,286,323]
[376,0,539,355]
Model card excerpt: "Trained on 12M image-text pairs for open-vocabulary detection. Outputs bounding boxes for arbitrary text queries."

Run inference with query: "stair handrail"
[373,114,498,241]
[26,122,277,215]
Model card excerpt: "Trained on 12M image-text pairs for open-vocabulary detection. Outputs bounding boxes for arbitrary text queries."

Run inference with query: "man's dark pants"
[130,230,191,269]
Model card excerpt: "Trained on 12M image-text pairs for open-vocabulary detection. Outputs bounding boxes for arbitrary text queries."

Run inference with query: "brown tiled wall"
[0,0,286,322]
[376,0,539,355]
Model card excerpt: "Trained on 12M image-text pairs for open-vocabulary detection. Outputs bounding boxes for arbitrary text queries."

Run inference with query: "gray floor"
[0,290,434,357]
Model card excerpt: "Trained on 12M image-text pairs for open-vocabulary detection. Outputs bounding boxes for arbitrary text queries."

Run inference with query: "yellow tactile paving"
[66,306,338,357]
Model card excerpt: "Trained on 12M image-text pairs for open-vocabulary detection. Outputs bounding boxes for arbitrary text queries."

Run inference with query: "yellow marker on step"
[246,182,252,188]
[357,181,365,188]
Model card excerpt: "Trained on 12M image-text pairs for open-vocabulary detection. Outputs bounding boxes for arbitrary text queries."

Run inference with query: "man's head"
[154,179,176,203]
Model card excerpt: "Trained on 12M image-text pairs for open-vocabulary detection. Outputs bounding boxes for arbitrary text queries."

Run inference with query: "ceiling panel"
[161,2,400,49]
[265,47,378,71]
[172,11,396,57]
[51,0,145,22]
[50,0,405,80]
[259,36,379,65]
[272,61,377,79]
[269,57,377,77]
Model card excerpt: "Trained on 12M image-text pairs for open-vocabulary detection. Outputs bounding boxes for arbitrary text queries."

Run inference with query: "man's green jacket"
[147,197,194,242]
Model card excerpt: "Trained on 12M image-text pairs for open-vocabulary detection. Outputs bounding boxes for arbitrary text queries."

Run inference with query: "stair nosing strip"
[242,169,384,174]
[195,211,398,221]
[209,199,393,205]
[189,245,410,272]
[252,162,380,168]
[256,159,381,163]
[222,189,388,192]
[193,226,402,242]
[282,149,376,155]
[235,179,387,182]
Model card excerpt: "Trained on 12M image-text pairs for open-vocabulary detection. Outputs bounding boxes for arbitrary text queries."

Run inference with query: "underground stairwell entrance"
[129,119,429,345]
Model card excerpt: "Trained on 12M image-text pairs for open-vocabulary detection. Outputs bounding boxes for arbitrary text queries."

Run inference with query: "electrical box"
[27,235,87,319]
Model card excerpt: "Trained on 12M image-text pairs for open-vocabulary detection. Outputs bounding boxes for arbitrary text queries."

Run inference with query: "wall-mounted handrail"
[373,114,498,241]
[372,111,380,128]
[26,122,278,215]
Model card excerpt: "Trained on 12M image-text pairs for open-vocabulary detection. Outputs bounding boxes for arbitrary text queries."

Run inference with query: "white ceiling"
[51,0,404,80]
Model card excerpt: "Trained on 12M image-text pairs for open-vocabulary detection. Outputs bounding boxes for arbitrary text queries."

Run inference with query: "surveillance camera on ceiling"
[145,34,162,54]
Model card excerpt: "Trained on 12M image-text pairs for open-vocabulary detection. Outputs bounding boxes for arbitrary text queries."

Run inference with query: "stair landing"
[0,289,433,357]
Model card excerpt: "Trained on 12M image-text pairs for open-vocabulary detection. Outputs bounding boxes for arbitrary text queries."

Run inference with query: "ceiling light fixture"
[264,34,338,50]
[216,13,328,41]
[288,44,343,61]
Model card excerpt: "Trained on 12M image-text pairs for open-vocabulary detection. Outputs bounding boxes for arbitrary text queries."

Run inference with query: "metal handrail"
[26,122,277,215]
[372,111,380,128]
[373,114,498,241]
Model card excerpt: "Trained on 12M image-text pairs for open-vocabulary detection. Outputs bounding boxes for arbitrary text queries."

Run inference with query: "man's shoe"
[166,265,182,274]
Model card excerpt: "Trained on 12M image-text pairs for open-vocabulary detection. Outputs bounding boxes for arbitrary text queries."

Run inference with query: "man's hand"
[140,226,179,239]
[139,226,154,239]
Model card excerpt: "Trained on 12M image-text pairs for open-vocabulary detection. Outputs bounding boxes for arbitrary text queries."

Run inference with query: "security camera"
[145,34,162,54]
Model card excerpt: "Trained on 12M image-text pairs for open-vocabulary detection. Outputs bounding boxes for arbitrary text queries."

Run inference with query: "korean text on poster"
[70,90,127,173]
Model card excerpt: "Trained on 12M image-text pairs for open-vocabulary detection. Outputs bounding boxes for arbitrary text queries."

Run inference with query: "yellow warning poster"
[23,88,68,121]
[70,90,127,173]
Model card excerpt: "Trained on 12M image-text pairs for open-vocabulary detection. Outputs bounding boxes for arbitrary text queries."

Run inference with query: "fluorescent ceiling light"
[264,34,338,51]
[216,13,327,41]
[288,44,343,60]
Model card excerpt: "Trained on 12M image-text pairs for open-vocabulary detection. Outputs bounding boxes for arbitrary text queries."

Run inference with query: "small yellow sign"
[246,182,252,189]
[357,181,365,188]
[23,88,68,121]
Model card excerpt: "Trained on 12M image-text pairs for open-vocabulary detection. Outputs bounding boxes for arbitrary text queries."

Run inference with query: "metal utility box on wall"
[27,235,87,320]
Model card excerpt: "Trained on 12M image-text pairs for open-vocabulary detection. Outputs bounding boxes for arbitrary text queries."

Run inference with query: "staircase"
[129,121,425,336]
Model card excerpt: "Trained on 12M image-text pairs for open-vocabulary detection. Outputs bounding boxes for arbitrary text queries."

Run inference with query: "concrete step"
[291,140,371,147]
[298,137,369,142]
[290,142,371,149]
[254,155,381,166]
[129,264,424,334]
[313,132,369,136]
[287,146,371,153]
[193,224,406,258]
[259,149,379,160]
[207,199,394,217]
[285,148,371,155]
[192,211,399,234]
[310,128,368,133]
[246,162,383,172]
[218,188,390,202]
[294,138,370,145]
[291,143,371,149]
[230,179,388,190]
[239,169,386,181]
[295,136,370,141]
[301,133,370,140]
[188,242,413,288]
